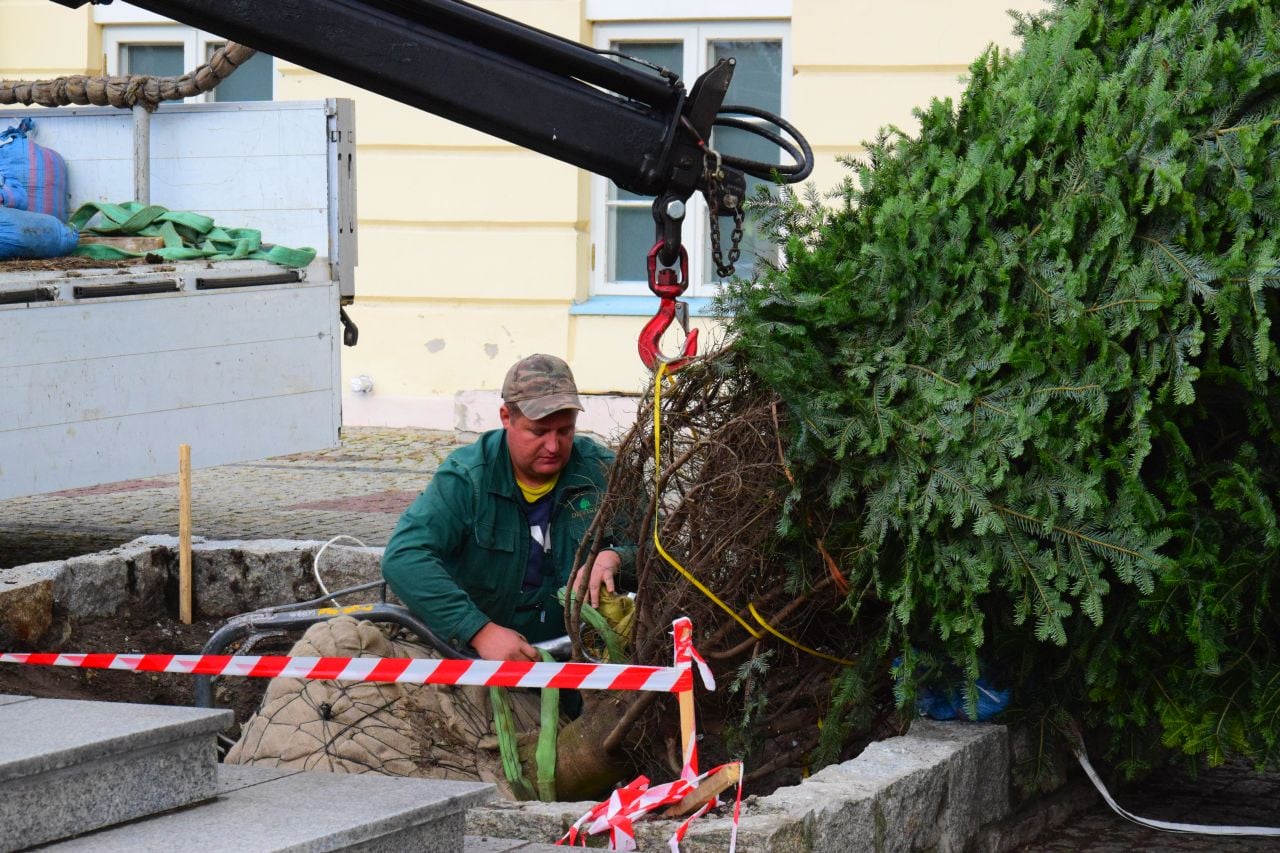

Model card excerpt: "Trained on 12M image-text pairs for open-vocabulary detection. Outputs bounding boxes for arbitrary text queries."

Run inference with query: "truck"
[6,0,810,500]
[0,98,356,500]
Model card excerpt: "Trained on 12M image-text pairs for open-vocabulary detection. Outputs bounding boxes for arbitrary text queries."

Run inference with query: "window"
[103,24,275,103]
[591,21,790,298]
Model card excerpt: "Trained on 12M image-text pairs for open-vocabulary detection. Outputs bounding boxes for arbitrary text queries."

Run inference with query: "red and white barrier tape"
[2,616,743,851]
[557,761,744,853]
[558,618,740,852]
[0,652,692,693]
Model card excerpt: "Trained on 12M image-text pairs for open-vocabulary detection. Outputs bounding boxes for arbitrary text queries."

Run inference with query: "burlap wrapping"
[225,616,548,799]
[1,43,257,110]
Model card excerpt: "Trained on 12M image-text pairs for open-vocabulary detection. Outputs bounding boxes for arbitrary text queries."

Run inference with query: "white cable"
[313,535,370,608]
[1073,746,1280,837]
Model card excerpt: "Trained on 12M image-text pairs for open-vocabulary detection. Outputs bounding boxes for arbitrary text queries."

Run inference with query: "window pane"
[207,44,273,102]
[609,40,683,81]
[710,40,781,115]
[124,44,183,77]
[611,206,655,283]
[711,124,780,171]
[615,182,650,203]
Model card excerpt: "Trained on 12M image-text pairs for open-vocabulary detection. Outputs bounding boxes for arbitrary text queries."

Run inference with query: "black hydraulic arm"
[51,0,746,204]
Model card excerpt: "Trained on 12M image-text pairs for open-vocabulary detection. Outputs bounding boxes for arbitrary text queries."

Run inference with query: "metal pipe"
[132,105,150,205]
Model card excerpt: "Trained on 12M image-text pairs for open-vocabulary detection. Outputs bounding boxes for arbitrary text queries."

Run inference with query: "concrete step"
[41,764,495,852]
[0,693,232,852]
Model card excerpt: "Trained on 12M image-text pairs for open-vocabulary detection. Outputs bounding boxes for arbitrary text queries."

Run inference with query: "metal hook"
[638,296,699,372]
[638,240,699,373]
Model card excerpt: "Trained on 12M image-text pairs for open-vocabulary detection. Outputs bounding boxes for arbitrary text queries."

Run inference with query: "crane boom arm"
[50,0,773,208]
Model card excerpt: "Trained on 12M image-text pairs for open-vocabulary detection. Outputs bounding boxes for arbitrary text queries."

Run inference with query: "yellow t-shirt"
[517,474,558,504]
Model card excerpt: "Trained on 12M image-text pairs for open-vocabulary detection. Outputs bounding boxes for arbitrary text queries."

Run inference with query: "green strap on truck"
[68,201,316,268]
[490,649,560,802]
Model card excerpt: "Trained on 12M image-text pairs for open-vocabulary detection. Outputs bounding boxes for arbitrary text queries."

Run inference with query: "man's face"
[501,405,578,486]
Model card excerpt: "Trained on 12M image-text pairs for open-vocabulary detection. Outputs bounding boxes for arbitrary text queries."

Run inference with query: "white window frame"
[102,22,275,104]
[586,1,792,22]
[589,19,791,298]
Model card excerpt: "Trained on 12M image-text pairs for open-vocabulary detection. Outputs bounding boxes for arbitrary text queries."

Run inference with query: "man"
[383,354,633,662]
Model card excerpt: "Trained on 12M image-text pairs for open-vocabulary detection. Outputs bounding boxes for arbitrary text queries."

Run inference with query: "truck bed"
[0,100,354,500]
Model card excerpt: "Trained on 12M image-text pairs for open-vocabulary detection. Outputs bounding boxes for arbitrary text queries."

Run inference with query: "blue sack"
[915,676,1011,722]
[0,206,79,260]
[0,118,70,222]
[894,654,1012,722]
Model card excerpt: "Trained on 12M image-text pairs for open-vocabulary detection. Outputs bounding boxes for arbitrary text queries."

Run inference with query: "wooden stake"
[179,443,192,625]
[678,687,695,773]
[664,763,742,817]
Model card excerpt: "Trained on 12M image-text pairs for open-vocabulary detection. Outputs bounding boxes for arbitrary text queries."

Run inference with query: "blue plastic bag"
[0,206,79,260]
[0,118,70,222]
[914,676,1011,722]
[894,654,1012,722]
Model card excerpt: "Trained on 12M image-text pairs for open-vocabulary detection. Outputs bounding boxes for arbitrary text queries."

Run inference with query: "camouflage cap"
[501,354,584,421]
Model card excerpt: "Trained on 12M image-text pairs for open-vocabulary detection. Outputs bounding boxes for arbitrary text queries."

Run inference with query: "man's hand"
[572,549,621,608]
[470,621,537,661]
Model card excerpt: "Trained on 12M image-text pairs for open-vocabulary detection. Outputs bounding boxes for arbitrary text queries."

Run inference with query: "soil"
[0,256,149,273]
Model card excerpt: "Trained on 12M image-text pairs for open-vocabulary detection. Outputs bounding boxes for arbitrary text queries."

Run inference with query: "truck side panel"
[23,102,335,258]
[0,101,351,500]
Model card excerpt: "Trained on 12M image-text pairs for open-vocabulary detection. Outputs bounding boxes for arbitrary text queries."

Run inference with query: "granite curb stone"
[0,696,231,851]
[0,536,389,643]
[465,720,1010,853]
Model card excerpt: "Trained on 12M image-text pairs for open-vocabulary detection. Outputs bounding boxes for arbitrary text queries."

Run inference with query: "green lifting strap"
[557,589,628,663]
[490,649,560,802]
[68,201,317,268]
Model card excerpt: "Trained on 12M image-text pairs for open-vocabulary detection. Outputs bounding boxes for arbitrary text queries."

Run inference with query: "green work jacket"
[382,429,634,648]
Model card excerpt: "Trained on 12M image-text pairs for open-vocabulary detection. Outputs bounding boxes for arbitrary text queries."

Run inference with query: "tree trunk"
[520,693,635,801]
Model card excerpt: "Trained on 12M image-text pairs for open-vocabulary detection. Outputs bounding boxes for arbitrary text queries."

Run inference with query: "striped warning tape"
[0,652,694,693]
[2,617,739,850]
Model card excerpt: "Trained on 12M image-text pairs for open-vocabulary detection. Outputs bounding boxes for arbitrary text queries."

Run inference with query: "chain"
[704,149,745,279]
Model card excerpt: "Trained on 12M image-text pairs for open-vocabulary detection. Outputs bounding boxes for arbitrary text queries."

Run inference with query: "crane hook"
[638,240,698,373]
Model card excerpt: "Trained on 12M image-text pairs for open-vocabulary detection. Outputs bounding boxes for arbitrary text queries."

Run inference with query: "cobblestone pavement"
[0,427,465,569]
[2,426,1277,850]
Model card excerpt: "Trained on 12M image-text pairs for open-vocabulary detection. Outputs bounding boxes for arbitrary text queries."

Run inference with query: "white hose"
[1073,745,1280,837]
[313,535,370,608]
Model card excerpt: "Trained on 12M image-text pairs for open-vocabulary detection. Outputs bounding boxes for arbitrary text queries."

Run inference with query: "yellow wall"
[0,0,1044,433]
[333,0,1046,432]
[0,1,98,79]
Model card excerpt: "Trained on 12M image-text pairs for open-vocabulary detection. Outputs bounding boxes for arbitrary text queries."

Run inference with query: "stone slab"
[464,799,597,842]
[0,697,231,852]
[464,838,565,853]
[0,693,33,707]
[44,765,496,852]
[3,535,388,631]
[0,696,230,783]
[0,561,61,645]
[53,542,169,620]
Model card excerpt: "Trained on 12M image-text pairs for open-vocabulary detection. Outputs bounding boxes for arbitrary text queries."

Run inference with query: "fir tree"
[724,0,1280,773]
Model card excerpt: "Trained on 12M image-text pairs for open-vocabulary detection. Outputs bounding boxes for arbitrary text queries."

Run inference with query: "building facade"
[1,0,1043,437]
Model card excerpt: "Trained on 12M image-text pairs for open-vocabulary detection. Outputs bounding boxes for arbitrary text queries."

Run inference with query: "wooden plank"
[77,236,166,252]
[664,764,741,818]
